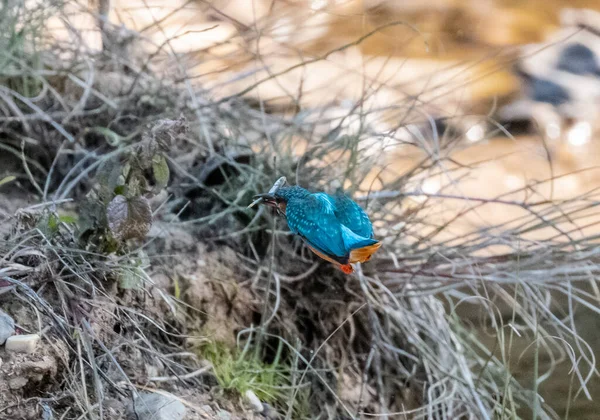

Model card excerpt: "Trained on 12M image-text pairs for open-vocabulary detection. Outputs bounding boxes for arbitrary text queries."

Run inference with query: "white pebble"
[5,334,40,354]
[244,390,264,413]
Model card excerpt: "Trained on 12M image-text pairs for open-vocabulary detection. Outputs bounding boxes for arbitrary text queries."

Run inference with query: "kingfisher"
[252,185,381,274]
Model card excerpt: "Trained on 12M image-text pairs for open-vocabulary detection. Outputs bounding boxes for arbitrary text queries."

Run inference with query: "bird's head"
[252,186,309,215]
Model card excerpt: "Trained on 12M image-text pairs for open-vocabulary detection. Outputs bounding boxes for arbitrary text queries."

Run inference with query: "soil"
[0,189,266,419]
[0,338,69,418]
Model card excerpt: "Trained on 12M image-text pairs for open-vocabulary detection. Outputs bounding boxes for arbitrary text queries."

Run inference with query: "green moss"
[199,340,310,418]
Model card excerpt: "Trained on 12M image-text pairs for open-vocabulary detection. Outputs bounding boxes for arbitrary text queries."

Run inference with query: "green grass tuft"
[200,340,310,417]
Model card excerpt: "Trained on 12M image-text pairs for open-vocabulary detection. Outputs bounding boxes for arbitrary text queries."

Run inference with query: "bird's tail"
[349,242,381,263]
[340,226,381,263]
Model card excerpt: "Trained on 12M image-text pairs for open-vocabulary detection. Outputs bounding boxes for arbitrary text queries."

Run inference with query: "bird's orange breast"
[306,244,342,267]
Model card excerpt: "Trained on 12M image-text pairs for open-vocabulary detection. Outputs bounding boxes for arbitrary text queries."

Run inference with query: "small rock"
[263,403,280,419]
[145,362,160,379]
[0,310,15,344]
[200,405,215,416]
[244,389,264,413]
[8,376,29,390]
[217,410,232,420]
[129,392,186,420]
[5,334,40,353]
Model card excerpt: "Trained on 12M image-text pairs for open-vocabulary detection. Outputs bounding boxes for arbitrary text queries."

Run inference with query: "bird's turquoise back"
[331,193,374,239]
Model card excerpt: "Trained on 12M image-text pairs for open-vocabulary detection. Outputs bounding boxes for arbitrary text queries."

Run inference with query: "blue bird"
[253,185,381,274]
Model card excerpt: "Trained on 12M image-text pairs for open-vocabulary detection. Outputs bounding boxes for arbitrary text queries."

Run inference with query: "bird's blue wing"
[285,193,348,259]
[331,193,374,238]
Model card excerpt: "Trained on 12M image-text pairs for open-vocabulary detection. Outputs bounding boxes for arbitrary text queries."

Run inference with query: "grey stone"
[0,310,15,345]
[129,392,186,420]
[200,405,215,416]
[217,410,232,420]
[8,376,29,389]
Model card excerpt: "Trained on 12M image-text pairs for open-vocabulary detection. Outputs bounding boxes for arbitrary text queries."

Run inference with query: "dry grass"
[0,0,599,419]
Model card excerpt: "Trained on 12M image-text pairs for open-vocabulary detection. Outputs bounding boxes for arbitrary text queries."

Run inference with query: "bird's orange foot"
[340,264,354,274]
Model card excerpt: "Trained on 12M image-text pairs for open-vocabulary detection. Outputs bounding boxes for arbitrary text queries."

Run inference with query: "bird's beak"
[254,193,277,206]
[247,193,277,209]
